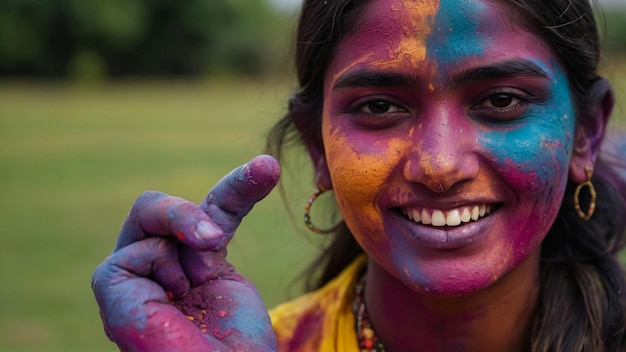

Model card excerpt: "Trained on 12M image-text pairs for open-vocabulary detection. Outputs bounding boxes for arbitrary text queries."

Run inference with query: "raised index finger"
[201,154,280,236]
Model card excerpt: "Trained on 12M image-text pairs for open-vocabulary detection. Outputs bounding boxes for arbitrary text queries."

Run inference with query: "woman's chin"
[404,274,500,298]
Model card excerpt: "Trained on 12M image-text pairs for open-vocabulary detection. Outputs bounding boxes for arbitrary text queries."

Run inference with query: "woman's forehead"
[328,0,557,81]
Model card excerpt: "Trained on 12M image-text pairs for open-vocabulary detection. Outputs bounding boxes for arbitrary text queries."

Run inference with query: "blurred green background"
[0,1,625,351]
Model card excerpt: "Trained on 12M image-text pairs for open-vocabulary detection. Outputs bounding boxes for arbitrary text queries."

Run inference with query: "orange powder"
[324,125,414,243]
[331,53,376,83]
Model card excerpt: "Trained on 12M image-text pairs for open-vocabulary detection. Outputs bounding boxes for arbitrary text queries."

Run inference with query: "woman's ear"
[307,141,333,190]
[569,78,614,183]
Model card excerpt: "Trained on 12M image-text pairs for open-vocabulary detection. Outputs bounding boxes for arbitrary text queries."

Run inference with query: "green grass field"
[0,78,328,351]
[0,62,625,351]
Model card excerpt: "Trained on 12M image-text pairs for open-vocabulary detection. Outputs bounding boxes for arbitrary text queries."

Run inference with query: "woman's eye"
[360,100,405,114]
[345,98,410,128]
[482,93,519,109]
[471,91,530,121]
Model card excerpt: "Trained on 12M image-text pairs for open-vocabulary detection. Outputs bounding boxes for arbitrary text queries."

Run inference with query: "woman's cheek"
[480,69,575,201]
[480,125,570,195]
[478,118,574,252]
[323,125,408,242]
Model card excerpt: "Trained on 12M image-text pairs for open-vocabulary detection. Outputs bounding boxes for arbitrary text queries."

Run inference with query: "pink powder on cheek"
[494,160,566,264]
[501,159,542,191]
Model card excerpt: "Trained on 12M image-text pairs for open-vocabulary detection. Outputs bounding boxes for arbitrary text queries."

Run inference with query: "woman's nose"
[403,108,479,193]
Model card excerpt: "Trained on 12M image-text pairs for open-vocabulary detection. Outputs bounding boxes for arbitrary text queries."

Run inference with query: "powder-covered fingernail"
[195,220,222,240]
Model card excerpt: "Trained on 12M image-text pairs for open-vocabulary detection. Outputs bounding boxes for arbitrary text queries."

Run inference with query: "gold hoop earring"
[574,165,596,221]
[304,187,343,234]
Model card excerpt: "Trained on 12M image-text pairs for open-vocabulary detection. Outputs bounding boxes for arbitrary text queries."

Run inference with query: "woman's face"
[321,0,577,295]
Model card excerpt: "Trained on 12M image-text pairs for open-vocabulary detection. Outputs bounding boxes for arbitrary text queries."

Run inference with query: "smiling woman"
[92,0,626,351]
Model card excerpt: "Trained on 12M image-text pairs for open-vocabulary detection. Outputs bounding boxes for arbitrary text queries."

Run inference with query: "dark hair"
[266,0,368,289]
[266,0,626,350]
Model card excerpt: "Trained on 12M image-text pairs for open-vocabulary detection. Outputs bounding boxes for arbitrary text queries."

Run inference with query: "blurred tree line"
[0,1,625,81]
[0,0,293,80]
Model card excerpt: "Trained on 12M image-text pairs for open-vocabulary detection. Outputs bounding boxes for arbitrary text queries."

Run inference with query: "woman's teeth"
[402,204,492,227]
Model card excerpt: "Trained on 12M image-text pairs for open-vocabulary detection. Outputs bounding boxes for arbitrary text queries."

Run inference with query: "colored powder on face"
[325,129,382,204]
[426,0,486,67]
[371,0,439,70]
[480,64,575,187]
[324,125,413,242]
[331,54,377,83]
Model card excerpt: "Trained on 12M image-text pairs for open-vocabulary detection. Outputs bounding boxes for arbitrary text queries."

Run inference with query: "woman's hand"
[92,155,280,351]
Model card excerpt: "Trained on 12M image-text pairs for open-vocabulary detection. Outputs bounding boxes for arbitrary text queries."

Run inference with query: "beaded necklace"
[353,275,386,352]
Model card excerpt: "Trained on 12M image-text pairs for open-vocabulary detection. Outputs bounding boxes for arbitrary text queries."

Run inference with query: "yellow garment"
[269,256,367,351]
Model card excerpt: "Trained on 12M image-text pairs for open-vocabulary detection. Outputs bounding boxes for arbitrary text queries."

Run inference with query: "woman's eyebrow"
[333,71,415,90]
[449,58,549,87]
[333,59,549,91]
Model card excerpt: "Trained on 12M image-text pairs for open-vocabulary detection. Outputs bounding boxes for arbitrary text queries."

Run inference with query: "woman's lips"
[401,203,494,227]
[392,204,500,250]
